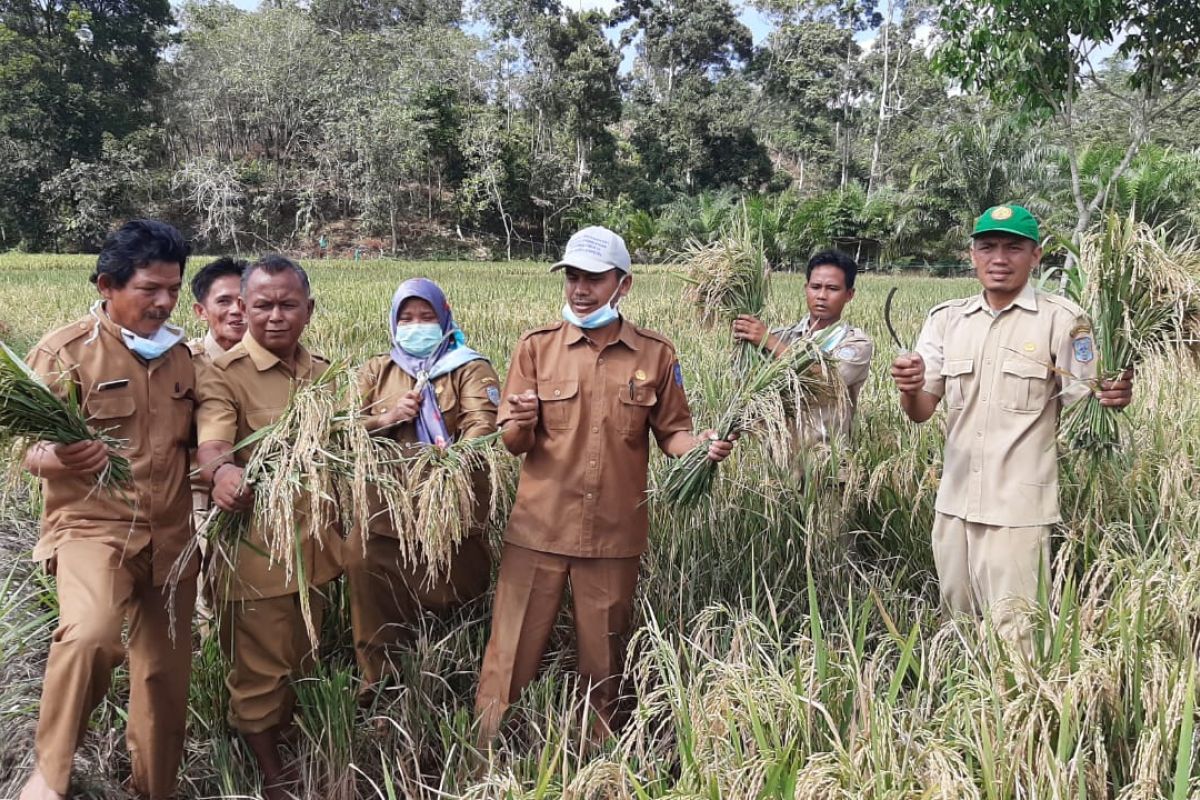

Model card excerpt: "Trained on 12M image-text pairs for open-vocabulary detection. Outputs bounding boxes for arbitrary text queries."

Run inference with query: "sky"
[223,0,779,45]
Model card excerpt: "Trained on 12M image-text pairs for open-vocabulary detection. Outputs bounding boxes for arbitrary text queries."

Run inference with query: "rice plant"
[0,340,132,487]
[0,255,1197,800]
[1060,212,1200,455]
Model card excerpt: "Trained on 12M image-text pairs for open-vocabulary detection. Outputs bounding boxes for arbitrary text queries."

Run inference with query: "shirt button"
[586,492,593,499]
[589,460,597,467]
[598,358,605,365]
[981,396,988,403]
[976,431,983,438]
[554,389,561,397]
[592,426,599,433]
[985,359,992,366]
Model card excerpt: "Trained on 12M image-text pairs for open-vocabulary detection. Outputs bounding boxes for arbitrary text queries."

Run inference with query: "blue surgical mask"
[119,322,185,361]
[394,323,445,358]
[562,279,626,330]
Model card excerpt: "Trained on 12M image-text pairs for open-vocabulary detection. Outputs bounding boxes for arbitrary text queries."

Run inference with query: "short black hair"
[191,256,247,303]
[806,249,858,290]
[90,219,190,288]
[242,253,311,297]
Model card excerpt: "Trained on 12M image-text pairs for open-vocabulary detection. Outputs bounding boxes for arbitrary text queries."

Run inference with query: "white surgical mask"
[562,278,626,330]
[120,322,185,360]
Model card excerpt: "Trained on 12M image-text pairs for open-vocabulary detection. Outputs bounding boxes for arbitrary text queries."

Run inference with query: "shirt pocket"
[536,378,579,430]
[618,383,657,435]
[246,408,282,433]
[1000,360,1050,414]
[940,359,974,411]
[171,385,196,445]
[87,391,137,450]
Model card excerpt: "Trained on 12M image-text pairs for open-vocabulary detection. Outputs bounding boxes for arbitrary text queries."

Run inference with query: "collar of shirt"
[242,330,314,376]
[964,282,1039,317]
[203,330,227,361]
[563,317,641,351]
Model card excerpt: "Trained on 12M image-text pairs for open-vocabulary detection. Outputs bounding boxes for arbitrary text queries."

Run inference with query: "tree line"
[1,0,1197,265]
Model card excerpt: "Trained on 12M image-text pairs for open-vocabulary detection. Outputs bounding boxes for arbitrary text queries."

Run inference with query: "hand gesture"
[386,390,422,426]
[212,463,253,513]
[890,352,926,395]
[700,429,736,463]
[506,389,539,431]
[1097,369,1133,409]
[52,440,110,475]
[732,315,769,346]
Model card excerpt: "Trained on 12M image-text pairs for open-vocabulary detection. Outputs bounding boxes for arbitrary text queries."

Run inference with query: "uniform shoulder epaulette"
[630,324,677,351]
[1039,291,1087,318]
[187,338,205,357]
[843,323,872,343]
[926,297,972,318]
[212,346,250,371]
[36,317,94,353]
[519,321,566,341]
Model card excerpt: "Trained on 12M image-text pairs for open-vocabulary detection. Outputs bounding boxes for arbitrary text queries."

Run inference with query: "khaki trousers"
[475,543,641,741]
[218,589,328,734]
[346,532,491,686]
[931,512,1050,650]
[35,540,196,798]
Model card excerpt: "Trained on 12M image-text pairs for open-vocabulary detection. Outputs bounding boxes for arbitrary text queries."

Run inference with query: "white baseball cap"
[550,226,632,274]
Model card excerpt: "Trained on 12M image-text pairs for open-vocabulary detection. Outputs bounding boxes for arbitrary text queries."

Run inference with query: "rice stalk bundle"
[396,430,508,581]
[1062,213,1200,455]
[656,323,848,508]
[185,363,509,636]
[678,204,770,334]
[0,340,131,488]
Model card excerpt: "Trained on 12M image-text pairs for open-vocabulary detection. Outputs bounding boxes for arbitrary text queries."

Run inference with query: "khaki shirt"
[188,332,228,520]
[499,319,694,559]
[915,284,1097,526]
[356,354,500,539]
[195,333,342,601]
[773,317,874,446]
[188,331,227,365]
[26,311,197,586]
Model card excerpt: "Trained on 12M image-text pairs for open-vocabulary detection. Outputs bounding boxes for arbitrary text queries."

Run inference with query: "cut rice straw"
[0,340,132,489]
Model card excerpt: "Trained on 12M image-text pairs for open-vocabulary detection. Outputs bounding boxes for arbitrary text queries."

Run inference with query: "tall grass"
[0,257,1196,799]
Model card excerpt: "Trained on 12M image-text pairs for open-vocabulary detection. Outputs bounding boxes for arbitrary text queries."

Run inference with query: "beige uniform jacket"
[188,333,228,520]
[195,333,342,601]
[498,318,694,559]
[773,317,874,446]
[355,354,500,540]
[915,284,1097,527]
[26,311,197,586]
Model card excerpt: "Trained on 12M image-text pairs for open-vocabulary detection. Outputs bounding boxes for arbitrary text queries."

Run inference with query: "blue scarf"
[388,278,488,445]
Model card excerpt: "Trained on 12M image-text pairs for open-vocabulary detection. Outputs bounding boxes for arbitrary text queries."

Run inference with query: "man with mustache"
[731,249,874,458]
[890,205,1133,654]
[195,254,341,800]
[18,220,197,800]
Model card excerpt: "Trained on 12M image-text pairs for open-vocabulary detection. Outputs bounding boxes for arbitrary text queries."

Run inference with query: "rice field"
[0,254,1197,799]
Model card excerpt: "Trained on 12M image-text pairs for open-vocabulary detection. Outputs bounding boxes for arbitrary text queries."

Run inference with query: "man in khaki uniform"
[349,277,499,688]
[733,249,874,452]
[18,220,197,800]
[186,257,246,632]
[195,254,341,800]
[891,205,1133,652]
[474,226,735,747]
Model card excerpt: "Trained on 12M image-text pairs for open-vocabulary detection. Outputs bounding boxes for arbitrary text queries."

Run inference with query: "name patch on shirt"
[673,362,684,388]
[486,386,500,406]
[1073,335,1095,363]
[835,345,858,360]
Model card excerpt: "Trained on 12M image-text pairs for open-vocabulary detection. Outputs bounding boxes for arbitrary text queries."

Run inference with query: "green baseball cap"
[972,204,1039,243]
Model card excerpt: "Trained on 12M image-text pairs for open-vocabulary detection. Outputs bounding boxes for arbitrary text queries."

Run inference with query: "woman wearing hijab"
[348,277,500,689]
